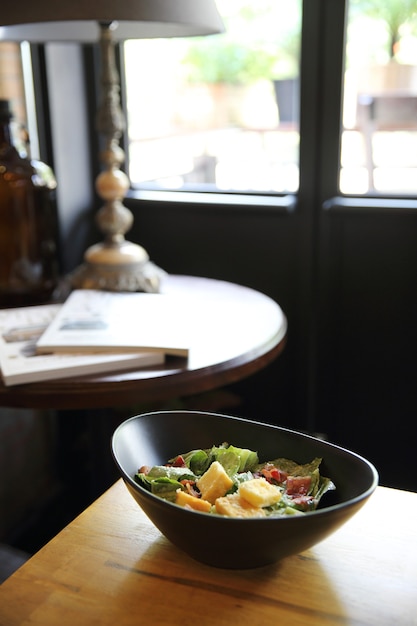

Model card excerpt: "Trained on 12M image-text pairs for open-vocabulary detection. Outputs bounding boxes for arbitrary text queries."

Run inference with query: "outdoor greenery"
[181,0,300,85]
[350,0,417,59]
[182,38,278,84]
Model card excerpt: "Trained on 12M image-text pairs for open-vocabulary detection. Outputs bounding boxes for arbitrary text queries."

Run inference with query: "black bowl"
[111,410,378,569]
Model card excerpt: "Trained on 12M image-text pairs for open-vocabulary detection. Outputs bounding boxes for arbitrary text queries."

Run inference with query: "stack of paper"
[0,293,175,386]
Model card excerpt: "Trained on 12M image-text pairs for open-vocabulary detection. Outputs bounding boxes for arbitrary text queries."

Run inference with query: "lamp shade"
[0,0,224,42]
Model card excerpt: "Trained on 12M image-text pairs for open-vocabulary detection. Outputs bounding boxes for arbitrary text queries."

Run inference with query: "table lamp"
[0,1,224,292]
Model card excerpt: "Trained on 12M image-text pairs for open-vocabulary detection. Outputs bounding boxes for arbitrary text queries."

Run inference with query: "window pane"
[0,42,40,158]
[0,43,27,142]
[124,0,301,193]
[341,1,417,195]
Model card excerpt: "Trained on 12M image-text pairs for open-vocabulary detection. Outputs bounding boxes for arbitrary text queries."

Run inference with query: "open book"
[35,289,192,357]
[0,303,164,386]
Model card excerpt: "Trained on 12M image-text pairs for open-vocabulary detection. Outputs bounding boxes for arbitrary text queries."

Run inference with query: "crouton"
[196,461,234,504]
[239,478,282,508]
[176,489,212,512]
[215,493,267,518]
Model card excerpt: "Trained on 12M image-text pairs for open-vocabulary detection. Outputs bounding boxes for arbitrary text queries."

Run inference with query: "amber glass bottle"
[0,99,60,307]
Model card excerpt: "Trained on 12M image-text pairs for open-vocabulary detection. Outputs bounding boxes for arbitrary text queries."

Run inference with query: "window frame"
[121,0,417,215]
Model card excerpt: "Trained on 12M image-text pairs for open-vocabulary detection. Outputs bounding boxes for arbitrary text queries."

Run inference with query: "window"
[340,0,417,195]
[123,0,302,194]
[0,42,27,146]
[0,42,40,159]
[123,0,417,200]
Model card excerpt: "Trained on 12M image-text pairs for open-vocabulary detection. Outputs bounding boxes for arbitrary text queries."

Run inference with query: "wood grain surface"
[0,480,415,625]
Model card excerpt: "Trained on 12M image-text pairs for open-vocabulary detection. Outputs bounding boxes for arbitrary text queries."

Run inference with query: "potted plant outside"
[350,0,417,93]
[180,2,301,127]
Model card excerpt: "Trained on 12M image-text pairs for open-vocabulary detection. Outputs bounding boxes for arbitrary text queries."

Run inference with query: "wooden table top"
[0,275,287,410]
[0,479,415,625]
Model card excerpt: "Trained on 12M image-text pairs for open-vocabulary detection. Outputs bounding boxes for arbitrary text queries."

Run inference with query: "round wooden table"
[0,275,287,411]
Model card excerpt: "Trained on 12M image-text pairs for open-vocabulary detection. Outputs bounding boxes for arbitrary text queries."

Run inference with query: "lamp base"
[70,240,166,293]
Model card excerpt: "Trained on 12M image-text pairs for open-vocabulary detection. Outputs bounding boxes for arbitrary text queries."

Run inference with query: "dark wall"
[317,209,417,491]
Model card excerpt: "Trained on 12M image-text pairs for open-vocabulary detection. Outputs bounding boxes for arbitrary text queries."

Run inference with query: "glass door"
[340,0,417,195]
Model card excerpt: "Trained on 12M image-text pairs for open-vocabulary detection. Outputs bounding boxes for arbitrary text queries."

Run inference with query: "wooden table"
[0,275,287,410]
[0,480,415,625]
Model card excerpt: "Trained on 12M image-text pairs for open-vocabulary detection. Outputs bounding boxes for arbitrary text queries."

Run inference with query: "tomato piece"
[260,464,287,484]
[171,455,186,467]
[286,475,311,496]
